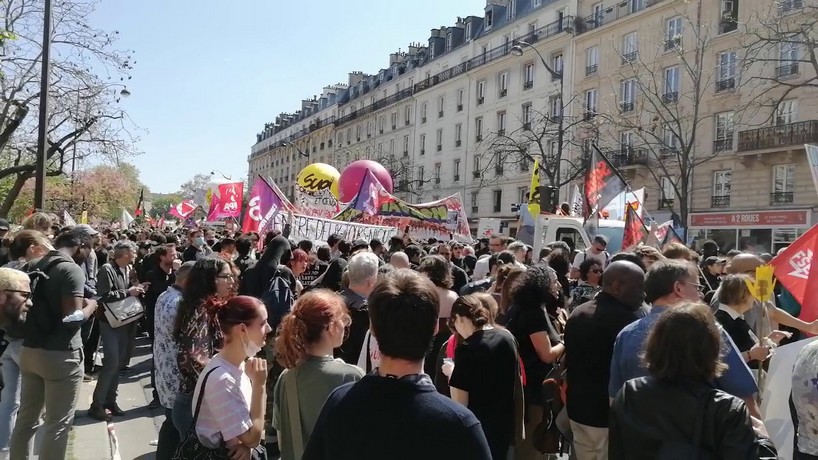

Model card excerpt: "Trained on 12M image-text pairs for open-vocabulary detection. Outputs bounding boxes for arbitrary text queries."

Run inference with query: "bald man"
[564,261,647,458]
[389,252,410,270]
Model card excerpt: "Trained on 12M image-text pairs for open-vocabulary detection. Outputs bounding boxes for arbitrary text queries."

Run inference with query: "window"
[421,103,427,123]
[620,131,634,153]
[418,165,425,183]
[665,16,683,50]
[503,35,510,53]
[550,96,562,119]
[592,2,604,25]
[391,112,397,129]
[434,163,441,183]
[477,80,486,104]
[715,111,735,150]
[772,164,795,203]
[493,190,503,212]
[508,0,516,19]
[713,170,732,204]
[404,106,411,125]
[524,62,535,89]
[551,53,564,80]
[455,123,463,146]
[533,0,542,5]
[465,22,472,39]
[379,116,385,133]
[518,187,529,205]
[403,135,409,156]
[519,156,530,172]
[457,89,464,111]
[622,32,638,63]
[663,66,680,102]
[390,139,395,154]
[454,159,461,181]
[717,51,737,91]
[471,191,479,213]
[499,71,509,97]
[662,125,679,153]
[584,89,598,117]
[660,177,675,208]
[719,0,739,34]
[778,39,799,77]
[473,156,481,173]
[356,125,362,141]
[436,129,443,151]
[438,96,445,118]
[486,10,493,29]
[776,100,797,125]
[420,134,426,155]
[497,111,507,135]
[620,79,636,111]
[475,117,483,141]
[586,47,599,76]
[446,33,452,51]
[346,129,351,145]
[629,0,644,13]
[522,103,533,128]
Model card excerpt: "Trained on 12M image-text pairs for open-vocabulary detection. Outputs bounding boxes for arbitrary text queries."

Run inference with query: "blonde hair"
[22,213,53,234]
[0,268,29,292]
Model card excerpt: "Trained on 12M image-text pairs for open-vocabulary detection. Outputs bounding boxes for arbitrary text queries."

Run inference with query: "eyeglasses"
[216,274,236,281]
[5,290,31,301]
[685,281,705,290]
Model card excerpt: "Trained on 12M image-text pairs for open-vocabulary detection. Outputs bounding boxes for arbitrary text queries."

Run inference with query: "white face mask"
[242,329,263,358]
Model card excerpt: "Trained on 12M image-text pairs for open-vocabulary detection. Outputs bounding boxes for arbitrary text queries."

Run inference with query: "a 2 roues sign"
[689,210,810,228]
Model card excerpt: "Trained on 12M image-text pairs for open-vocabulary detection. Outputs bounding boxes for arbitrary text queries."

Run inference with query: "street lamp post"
[211,170,232,180]
[33,0,53,211]
[282,141,309,159]
[511,41,565,210]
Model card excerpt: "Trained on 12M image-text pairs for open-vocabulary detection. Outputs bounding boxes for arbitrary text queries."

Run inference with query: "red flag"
[158,216,165,229]
[147,216,157,227]
[134,188,144,217]
[770,224,818,323]
[170,200,197,219]
[242,177,281,233]
[622,203,646,250]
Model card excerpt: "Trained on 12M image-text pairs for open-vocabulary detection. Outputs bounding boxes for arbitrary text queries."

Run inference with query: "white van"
[532,215,625,257]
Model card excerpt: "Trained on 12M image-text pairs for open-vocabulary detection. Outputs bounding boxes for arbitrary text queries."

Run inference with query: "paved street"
[69,337,162,460]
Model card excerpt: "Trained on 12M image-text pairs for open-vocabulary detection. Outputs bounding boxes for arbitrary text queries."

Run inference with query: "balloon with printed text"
[296,163,341,199]
[338,160,393,203]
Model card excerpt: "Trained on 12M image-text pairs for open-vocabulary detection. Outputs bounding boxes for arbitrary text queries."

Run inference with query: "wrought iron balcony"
[711,195,730,207]
[770,192,794,204]
[523,81,534,90]
[776,62,799,78]
[714,137,734,152]
[662,91,679,103]
[456,140,462,147]
[476,134,483,142]
[477,97,485,105]
[454,175,460,182]
[658,198,674,209]
[620,101,635,112]
[716,78,735,92]
[576,0,666,34]
[523,122,531,130]
[586,64,598,76]
[664,37,681,51]
[473,171,482,178]
[621,51,638,64]
[737,120,818,152]
[608,148,648,167]
[500,89,508,97]
[457,104,464,111]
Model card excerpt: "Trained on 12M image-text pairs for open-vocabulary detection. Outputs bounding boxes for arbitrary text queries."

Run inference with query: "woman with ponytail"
[189,296,271,458]
[272,290,364,460]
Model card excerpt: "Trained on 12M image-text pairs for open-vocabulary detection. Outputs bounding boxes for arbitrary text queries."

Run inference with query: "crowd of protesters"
[0,211,815,459]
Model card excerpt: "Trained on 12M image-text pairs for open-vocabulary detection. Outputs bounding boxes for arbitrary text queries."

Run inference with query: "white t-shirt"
[472,254,492,280]
[192,354,253,448]
[357,330,382,372]
[572,249,610,269]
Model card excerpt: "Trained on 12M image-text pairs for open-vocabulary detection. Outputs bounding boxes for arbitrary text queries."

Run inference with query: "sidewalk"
[69,337,163,460]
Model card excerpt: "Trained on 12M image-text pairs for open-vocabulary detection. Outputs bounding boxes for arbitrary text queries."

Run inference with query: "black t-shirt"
[715,310,760,368]
[563,293,645,427]
[449,329,518,455]
[303,374,492,460]
[182,245,198,262]
[450,263,468,294]
[506,304,557,397]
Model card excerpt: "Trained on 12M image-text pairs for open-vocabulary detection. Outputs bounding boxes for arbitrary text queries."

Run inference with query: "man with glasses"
[0,268,33,396]
[473,235,508,281]
[608,260,761,417]
[435,244,468,293]
[10,227,99,460]
[570,235,610,280]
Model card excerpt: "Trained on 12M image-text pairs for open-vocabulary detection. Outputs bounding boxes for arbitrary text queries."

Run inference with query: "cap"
[704,256,721,266]
[73,224,99,238]
[0,218,9,231]
[351,239,369,253]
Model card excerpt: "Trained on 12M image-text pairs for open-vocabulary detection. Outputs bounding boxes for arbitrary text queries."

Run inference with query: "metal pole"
[557,73,564,198]
[33,0,52,210]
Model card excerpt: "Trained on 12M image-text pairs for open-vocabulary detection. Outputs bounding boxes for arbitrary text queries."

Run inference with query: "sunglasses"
[5,290,31,301]
[216,274,236,280]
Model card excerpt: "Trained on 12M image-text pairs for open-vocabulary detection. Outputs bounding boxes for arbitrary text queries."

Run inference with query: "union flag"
[583,145,627,220]
[622,203,647,250]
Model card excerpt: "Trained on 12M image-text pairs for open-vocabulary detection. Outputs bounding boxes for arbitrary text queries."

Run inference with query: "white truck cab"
[532,215,625,257]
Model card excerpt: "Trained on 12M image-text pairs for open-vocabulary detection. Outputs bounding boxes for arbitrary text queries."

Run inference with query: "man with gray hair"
[337,252,379,365]
[88,241,148,421]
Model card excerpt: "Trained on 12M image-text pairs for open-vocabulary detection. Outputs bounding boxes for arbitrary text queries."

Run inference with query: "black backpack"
[25,257,72,335]
[261,269,294,332]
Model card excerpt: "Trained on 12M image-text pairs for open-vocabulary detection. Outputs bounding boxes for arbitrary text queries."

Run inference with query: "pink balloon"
[338,160,393,202]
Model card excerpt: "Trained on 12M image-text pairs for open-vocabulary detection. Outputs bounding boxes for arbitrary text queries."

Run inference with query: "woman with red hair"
[187,296,271,458]
[288,249,310,295]
[272,290,364,460]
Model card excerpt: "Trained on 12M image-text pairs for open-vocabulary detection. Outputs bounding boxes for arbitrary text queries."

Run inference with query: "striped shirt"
[193,354,253,448]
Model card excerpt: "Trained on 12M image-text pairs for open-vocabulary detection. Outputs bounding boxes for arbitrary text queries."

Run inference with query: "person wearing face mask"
[273,290,364,460]
[182,229,213,262]
[9,227,98,460]
[190,296,270,459]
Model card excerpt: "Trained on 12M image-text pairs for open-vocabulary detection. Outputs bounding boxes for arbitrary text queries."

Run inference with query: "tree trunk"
[0,172,33,218]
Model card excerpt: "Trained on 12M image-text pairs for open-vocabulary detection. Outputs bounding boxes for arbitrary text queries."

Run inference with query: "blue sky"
[89,0,478,193]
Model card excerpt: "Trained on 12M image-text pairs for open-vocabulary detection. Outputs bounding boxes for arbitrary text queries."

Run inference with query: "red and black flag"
[622,203,647,250]
[134,188,144,217]
[583,145,628,236]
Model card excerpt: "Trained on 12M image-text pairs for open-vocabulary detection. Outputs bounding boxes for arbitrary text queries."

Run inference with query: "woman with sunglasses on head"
[272,290,364,460]
[189,296,271,460]
[173,257,236,436]
[569,259,603,312]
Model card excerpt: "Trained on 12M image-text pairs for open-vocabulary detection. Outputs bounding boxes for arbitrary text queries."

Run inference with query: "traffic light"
[537,185,559,214]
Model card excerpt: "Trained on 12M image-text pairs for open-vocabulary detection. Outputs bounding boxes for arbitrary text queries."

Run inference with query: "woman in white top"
[419,255,459,377]
[191,296,272,459]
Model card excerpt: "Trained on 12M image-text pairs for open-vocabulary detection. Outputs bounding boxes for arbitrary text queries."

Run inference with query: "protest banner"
[293,185,341,219]
[271,212,397,243]
[207,181,244,221]
[476,218,501,239]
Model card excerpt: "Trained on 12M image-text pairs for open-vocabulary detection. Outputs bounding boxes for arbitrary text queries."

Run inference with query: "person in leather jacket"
[610,301,777,459]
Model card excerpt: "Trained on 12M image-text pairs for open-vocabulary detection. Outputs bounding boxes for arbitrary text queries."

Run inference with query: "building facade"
[249,0,818,247]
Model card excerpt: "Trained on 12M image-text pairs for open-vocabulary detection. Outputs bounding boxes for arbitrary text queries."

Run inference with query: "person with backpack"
[335,252,379,366]
[10,226,99,460]
[569,235,611,280]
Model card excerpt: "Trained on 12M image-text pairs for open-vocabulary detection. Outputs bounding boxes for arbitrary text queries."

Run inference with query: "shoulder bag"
[102,296,145,328]
[285,367,306,460]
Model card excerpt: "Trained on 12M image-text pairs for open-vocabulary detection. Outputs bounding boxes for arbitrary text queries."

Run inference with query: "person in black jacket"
[335,252,379,365]
[610,301,777,459]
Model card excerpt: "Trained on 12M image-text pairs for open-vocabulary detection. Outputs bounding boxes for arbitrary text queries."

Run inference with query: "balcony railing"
[499,89,508,97]
[716,78,735,92]
[335,88,414,127]
[454,175,460,182]
[711,195,730,207]
[473,171,482,178]
[523,122,531,130]
[497,129,506,136]
[457,104,464,111]
[664,37,681,51]
[620,101,635,112]
[714,137,734,152]
[608,148,648,167]
[585,64,598,76]
[776,62,799,78]
[779,0,803,13]
[621,51,638,64]
[524,81,534,89]
[770,192,794,204]
[658,198,675,209]
[477,97,485,105]
[576,0,666,34]
[456,140,462,147]
[662,91,679,103]
[737,120,818,152]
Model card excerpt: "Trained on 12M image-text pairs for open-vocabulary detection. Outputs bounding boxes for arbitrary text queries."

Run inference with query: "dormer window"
[446,33,453,51]
[486,10,494,28]
[465,22,472,39]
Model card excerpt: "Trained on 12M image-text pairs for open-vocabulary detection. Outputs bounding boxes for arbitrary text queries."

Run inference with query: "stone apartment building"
[248,0,818,248]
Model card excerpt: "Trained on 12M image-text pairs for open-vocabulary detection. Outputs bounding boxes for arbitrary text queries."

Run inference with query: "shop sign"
[690,210,810,228]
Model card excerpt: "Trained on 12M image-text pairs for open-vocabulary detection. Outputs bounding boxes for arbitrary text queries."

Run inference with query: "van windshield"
[598,226,624,253]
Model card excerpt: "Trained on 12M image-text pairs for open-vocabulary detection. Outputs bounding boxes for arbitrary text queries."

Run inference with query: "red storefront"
[689,209,812,254]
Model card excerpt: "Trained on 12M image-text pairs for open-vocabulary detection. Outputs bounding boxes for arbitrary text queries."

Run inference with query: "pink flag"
[170,200,197,219]
[242,177,283,233]
[207,182,244,221]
